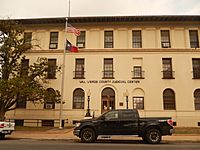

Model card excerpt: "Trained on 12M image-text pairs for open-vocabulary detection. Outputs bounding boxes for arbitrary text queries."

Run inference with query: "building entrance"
[101,87,115,113]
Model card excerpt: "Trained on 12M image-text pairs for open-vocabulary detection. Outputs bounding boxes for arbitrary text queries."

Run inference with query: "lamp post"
[124,90,129,109]
[85,89,91,117]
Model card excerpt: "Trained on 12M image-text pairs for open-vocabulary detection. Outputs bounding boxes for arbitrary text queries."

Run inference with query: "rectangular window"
[14,120,24,126]
[132,30,142,48]
[162,58,174,79]
[120,110,138,120]
[42,120,54,127]
[47,59,56,79]
[103,58,114,79]
[44,102,55,109]
[49,32,58,49]
[189,30,199,48]
[24,32,32,43]
[132,66,144,79]
[133,97,144,109]
[76,31,85,48]
[73,96,84,109]
[161,30,171,48]
[104,31,113,48]
[21,59,29,76]
[192,58,200,79]
[74,59,85,79]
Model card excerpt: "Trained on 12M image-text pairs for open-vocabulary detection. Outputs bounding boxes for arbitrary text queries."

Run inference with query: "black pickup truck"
[73,109,174,144]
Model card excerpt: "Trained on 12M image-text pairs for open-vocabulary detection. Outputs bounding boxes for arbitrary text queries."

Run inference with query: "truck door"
[97,110,120,135]
[119,110,139,135]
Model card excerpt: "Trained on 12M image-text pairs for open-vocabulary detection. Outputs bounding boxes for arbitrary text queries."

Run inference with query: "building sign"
[79,80,140,84]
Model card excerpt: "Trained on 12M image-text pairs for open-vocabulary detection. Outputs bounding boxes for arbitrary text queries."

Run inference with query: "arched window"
[44,88,56,109]
[163,88,176,110]
[73,88,85,109]
[194,89,200,110]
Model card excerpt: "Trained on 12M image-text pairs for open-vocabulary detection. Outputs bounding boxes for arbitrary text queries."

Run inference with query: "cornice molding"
[26,48,200,54]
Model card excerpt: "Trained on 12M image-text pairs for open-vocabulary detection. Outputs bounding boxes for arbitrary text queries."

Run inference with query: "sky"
[0,0,200,19]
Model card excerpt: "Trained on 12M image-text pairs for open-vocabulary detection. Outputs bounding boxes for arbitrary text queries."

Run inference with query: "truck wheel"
[0,133,5,139]
[80,128,96,143]
[145,129,161,144]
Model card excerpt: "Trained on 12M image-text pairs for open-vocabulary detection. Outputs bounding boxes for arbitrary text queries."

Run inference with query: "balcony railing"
[102,70,114,79]
[131,70,145,79]
[73,71,85,79]
[162,70,175,79]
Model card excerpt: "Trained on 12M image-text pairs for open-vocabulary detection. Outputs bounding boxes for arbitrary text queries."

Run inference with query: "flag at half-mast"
[66,23,80,36]
[65,40,78,52]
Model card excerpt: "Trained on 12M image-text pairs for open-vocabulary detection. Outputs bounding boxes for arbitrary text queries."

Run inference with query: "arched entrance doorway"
[101,87,115,113]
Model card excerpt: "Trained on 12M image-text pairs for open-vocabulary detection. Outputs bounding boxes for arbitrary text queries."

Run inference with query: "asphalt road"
[0,139,200,150]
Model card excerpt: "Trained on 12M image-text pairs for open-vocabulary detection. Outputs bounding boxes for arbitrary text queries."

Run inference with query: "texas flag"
[65,40,78,52]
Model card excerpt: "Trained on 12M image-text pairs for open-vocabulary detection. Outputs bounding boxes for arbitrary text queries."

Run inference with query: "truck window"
[120,110,138,120]
[104,111,119,121]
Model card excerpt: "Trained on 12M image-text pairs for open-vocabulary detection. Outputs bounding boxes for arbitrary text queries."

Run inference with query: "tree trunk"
[0,110,5,121]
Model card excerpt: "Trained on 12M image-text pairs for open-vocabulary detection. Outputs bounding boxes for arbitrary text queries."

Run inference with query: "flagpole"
[59,0,70,129]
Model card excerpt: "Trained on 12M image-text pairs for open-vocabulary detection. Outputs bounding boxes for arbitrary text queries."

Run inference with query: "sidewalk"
[9,128,200,143]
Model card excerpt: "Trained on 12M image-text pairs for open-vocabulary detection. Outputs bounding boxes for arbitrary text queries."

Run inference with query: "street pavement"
[7,127,200,143]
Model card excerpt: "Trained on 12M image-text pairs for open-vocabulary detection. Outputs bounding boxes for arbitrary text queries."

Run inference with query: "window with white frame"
[132,30,142,48]
[133,97,144,109]
[161,30,171,48]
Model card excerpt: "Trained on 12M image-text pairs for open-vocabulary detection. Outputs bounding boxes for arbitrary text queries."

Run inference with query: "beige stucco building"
[6,15,200,127]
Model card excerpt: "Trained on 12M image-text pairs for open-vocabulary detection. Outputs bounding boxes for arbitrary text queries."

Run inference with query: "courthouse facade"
[6,15,200,127]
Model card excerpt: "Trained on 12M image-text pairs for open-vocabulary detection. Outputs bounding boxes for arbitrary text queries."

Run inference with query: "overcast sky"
[0,0,200,19]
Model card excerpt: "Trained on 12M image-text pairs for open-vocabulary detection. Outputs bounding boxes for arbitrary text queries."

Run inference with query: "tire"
[145,129,161,144]
[0,133,5,140]
[80,128,96,143]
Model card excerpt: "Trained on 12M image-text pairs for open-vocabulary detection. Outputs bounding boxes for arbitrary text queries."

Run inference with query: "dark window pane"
[192,58,200,79]
[47,59,56,79]
[73,88,85,109]
[49,32,58,49]
[74,59,85,79]
[162,58,174,79]
[24,32,32,43]
[15,120,24,126]
[44,88,56,109]
[132,66,144,79]
[189,30,199,48]
[132,30,142,48]
[104,31,113,48]
[104,111,118,121]
[194,89,200,110]
[42,120,54,127]
[161,30,171,48]
[163,89,176,110]
[21,59,29,76]
[121,110,138,120]
[103,58,114,78]
[77,31,85,48]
